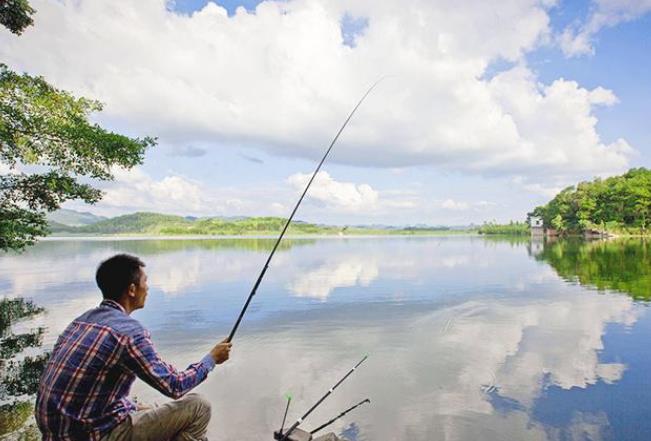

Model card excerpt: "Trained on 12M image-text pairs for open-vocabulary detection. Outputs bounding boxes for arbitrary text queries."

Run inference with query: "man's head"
[96,254,148,312]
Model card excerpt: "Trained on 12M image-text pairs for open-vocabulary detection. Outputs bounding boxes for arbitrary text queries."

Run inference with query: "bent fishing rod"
[227,80,384,342]
[276,355,369,441]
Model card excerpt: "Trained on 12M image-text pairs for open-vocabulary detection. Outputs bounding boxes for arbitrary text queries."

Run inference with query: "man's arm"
[122,331,230,399]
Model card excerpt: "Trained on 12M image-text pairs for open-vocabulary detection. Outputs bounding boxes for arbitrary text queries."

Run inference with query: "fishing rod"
[310,398,370,436]
[276,355,369,441]
[227,80,384,342]
[279,393,292,435]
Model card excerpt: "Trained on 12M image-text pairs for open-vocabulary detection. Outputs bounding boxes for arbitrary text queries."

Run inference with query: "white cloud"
[441,199,470,211]
[0,0,634,191]
[560,0,651,56]
[72,167,291,217]
[476,200,497,208]
[523,183,562,198]
[99,167,205,214]
[440,198,498,211]
[288,171,378,211]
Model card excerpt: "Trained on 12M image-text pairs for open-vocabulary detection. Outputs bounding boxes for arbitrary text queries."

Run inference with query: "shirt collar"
[100,299,127,314]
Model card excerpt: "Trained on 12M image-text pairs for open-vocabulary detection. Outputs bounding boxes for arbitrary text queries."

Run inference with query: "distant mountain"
[48,211,474,237]
[70,212,191,234]
[47,209,107,227]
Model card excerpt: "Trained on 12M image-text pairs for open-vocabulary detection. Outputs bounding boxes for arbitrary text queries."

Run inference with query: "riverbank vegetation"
[49,212,467,237]
[531,168,651,235]
[478,221,529,235]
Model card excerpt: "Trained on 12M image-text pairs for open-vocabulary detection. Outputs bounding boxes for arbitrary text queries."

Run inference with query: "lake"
[1,236,650,440]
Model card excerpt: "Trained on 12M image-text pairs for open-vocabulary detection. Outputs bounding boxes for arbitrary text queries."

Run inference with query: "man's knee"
[183,393,211,421]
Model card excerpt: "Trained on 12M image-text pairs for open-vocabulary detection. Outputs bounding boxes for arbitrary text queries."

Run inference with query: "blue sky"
[1,0,650,225]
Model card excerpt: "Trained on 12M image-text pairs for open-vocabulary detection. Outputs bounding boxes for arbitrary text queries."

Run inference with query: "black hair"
[95,254,145,301]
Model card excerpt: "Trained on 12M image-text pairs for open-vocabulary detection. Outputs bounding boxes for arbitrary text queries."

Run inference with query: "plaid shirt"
[35,299,215,441]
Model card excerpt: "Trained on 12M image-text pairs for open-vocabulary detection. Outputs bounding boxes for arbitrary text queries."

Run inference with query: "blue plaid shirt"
[35,299,215,441]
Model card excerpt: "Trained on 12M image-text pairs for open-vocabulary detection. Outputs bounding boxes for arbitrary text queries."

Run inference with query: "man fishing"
[35,254,232,441]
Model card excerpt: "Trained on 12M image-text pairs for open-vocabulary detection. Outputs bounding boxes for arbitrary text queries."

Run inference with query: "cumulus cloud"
[560,0,651,56]
[99,167,205,214]
[77,166,292,217]
[441,199,470,211]
[288,171,379,211]
[0,0,635,190]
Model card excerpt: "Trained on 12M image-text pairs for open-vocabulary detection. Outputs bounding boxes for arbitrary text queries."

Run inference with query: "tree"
[1,1,156,252]
[532,168,651,234]
[0,0,35,35]
[1,64,156,250]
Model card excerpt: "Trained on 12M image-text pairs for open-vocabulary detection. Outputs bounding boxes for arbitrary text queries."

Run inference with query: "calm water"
[2,237,651,441]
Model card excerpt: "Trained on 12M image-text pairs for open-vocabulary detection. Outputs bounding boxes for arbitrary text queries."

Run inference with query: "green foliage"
[0,0,35,35]
[0,298,49,419]
[2,353,49,397]
[478,221,529,236]
[0,328,43,359]
[51,212,472,236]
[536,239,651,300]
[0,64,156,251]
[0,401,35,437]
[71,212,189,234]
[0,297,43,337]
[532,168,651,234]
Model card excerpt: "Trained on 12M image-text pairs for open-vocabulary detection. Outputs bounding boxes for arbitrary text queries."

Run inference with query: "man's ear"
[127,283,137,298]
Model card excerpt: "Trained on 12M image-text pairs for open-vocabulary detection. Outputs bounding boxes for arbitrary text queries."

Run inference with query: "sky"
[1,0,650,226]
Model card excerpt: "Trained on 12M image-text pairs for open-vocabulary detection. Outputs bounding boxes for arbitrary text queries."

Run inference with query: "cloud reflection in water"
[0,237,645,440]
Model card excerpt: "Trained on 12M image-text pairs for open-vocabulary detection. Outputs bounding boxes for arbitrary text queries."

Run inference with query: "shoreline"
[43,232,480,241]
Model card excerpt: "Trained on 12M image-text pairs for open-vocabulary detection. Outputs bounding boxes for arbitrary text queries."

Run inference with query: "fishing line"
[227,79,386,342]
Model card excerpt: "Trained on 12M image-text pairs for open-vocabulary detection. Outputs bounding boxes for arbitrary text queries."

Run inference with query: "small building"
[529,216,544,236]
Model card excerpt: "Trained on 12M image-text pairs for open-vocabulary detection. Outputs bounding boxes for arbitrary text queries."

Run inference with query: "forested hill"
[531,168,651,233]
[49,212,454,236]
[50,213,340,235]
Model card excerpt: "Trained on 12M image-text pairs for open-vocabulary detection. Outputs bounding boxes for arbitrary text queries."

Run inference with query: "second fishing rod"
[226,79,384,343]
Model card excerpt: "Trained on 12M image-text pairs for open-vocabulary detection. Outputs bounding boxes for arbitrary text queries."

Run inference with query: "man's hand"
[210,339,232,364]
[137,403,153,411]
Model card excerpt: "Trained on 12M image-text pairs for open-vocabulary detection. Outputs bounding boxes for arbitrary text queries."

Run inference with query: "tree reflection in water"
[0,298,49,439]
[533,239,651,300]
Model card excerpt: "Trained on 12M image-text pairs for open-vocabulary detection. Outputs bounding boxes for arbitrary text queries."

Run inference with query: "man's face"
[132,268,149,310]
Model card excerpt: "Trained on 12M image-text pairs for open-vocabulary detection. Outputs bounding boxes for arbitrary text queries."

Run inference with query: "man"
[35,254,232,441]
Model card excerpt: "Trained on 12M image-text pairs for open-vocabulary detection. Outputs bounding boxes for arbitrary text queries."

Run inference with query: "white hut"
[529,216,544,236]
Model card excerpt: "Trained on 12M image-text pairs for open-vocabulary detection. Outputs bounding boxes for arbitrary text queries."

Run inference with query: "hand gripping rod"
[226,80,384,342]
[280,355,369,441]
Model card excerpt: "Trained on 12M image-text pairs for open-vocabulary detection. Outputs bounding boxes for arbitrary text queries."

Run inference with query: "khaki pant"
[102,393,211,441]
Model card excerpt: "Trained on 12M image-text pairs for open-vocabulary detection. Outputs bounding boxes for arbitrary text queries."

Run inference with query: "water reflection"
[176,286,636,441]
[289,255,380,300]
[534,239,651,300]
[0,237,650,440]
[0,298,48,438]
